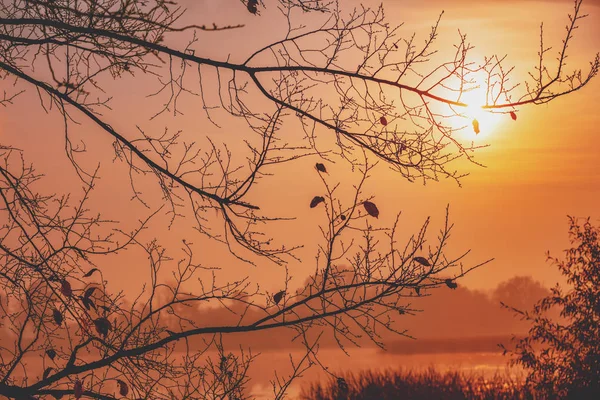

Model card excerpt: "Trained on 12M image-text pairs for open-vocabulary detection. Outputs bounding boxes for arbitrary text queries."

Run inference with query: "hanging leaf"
[117,379,129,396]
[83,268,99,278]
[472,119,480,134]
[83,287,96,299]
[81,297,96,311]
[362,201,379,218]
[380,116,388,126]
[445,279,458,289]
[414,287,421,296]
[52,309,63,326]
[273,290,286,305]
[51,394,64,400]
[93,317,112,337]
[510,111,517,121]
[43,367,53,380]
[46,348,57,360]
[413,256,431,267]
[74,380,83,399]
[310,196,325,208]
[247,0,258,14]
[60,280,72,297]
[315,163,327,173]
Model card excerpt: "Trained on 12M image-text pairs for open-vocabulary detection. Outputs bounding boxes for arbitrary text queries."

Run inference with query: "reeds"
[300,367,535,400]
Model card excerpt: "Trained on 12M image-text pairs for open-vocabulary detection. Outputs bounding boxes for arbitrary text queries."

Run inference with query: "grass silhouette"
[300,368,533,400]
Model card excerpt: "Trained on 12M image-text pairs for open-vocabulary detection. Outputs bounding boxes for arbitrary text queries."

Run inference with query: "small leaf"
[315,163,327,173]
[93,317,112,337]
[414,287,421,296]
[310,196,325,208]
[363,201,379,218]
[81,297,95,311]
[43,367,53,380]
[117,379,129,396]
[74,379,83,399]
[413,256,431,267]
[83,268,99,278]
[445,279,458,289]
[60,280,72,297]
[510,111,517,121]
[380,116,388,126]
[52,309,63,326]
[46,348,57,360]
[273,290,286,305]
[472,119,480,134]
[51,394,64,400]
[84,287,96,299]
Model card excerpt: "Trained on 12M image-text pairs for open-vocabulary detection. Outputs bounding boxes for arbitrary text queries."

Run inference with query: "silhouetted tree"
[492,276,549,312]
[503,218,600,398]
[0,0,598,398]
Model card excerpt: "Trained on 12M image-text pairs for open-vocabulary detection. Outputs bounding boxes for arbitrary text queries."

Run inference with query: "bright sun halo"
[459,88,503,139]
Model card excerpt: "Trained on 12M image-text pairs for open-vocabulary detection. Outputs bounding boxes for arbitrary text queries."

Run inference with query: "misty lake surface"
[247,347,521,399]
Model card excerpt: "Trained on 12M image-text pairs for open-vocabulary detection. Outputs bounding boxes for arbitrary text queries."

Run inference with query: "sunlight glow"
[459,88,503,140]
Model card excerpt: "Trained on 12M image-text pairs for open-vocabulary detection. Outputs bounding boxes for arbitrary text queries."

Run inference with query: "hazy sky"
[2,0,599,297]
[0,0,599,299]
[375,0,600,289]
[189,0,600,290]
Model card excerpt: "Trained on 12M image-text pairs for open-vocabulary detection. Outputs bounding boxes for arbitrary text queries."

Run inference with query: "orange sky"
[1,0,599,294]
[1,0,598,308]
[187,0,596,291]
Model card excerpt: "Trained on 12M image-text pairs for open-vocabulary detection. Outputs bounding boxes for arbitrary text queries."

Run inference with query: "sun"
[458,88,503,140]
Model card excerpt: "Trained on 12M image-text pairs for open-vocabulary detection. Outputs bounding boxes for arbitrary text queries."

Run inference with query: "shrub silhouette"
[504,217,600,398]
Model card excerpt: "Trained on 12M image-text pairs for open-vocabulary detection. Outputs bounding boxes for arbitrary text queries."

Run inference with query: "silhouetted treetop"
[504,217,600,398]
